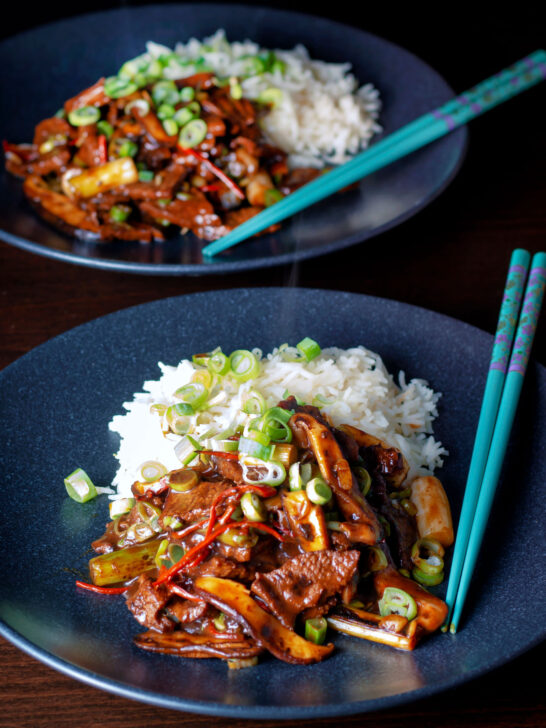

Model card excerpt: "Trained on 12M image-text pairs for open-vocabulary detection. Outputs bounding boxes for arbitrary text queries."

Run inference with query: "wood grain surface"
[1,3,544,727]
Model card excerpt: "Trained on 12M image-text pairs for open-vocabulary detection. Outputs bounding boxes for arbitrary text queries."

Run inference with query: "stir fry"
[72,343,453,668]
[4,73,320,244]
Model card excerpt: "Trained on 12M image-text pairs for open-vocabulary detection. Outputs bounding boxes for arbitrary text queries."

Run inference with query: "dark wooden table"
[1,3,544,727]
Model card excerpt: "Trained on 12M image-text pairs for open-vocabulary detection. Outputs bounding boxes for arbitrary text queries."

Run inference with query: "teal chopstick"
[443,249,530,630]
[202,50,546,257]
[450,251,546,633]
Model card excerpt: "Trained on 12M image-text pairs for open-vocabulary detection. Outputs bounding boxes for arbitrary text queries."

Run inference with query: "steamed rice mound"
[109,346,447,499]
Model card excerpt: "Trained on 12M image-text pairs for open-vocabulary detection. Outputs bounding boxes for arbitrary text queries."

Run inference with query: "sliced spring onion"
[191,369,214,388]
[136,500,162,526]
[207,350,230,376]
[169,469,199,493]
[166,403,194,434]
[264,187,284,207]
[242,389,266,415]
[125,99,150,116]
[306,477,332,505]
[289,462,303,491]
[412,567,444,586]
[117,139,138,158]
[207,437,238,453]
[240,492,266,522]
[217,527,258,548]
[238,437,272,461]
[192,352,210,367]
[213,612,227,632]
[244,428,271,447]
[305,617,327,645]
[269,443,298,469]
[401,498,417,516]
[173,106,198,127]
[312,393,335,408]
[367,546,388,572]
[104,76,139,99]
[64,468,98,503]
[138,460,167,483]
[258,87,283,107]
[174,381,209,409]
[118,55,149,79]
[240,456,286,486]
[123,521,155,545]
[378,587,417,621]
[162,118,178,136]
[296,337,321,361]
[109,204,131,223]
[157,103,176,120]
[411,538,445,575]
[229,349,260,382]
[151,80,179,106]
[97,120,114,139]
[138,169,155,182]
[289,461,313,491]
[241,55,267,76]
[354,466,371,496]
[186,101,201,116]
[178,118,208,148]
[174,434,203,466]
[109,497,136,519]
[67,106,100,127]
[229,77,243,99]
[147,59,163,79]
[179,86,195,102]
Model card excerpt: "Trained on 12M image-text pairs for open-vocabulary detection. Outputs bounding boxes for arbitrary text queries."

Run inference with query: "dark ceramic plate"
[0,5,467,275]
[1,289,545,718]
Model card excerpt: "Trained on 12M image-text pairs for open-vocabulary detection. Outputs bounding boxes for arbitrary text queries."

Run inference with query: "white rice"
[109,345,447,500]
[142,30,381,167]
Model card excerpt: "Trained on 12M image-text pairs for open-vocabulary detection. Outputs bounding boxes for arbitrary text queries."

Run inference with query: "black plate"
[0,4,466,275]
[1,288,544,718]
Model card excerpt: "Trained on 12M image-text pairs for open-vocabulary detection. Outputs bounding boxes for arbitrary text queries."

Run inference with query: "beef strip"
[166,598,208,624]
[251,549,360,628]
[187,555,255,582]
[209,454,244,484]
[159,479,229,526]
[126,575,174,632]
[368,475,418,571]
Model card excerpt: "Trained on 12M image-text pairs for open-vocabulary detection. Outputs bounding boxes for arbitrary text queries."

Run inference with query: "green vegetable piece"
[237,437,273,461]
[64,468,97,503]
[179,86,195,102]
[151,80,179,106]
[296,337,321,361]
[89,539,162,586]
[229,349,260,382]
[104,76,139,99]
[242,390,266,415]
[138,460,167,483]
[67,106,100,127]
[117,139,138,158]
[378,586,418,620]
[208,349,230,376]
[138,169,155,182]
[173,106,198,127]
[354,466,371,496]
[258,87,283,107]
[412,566,444,586]
[306,477,332,505]
[178,118,208,148]
[240,492,266,522]
[96,120,114,139]
[157,103,176,120]
[174,381,209,409]
[109,204,131,223]
[264,188,284,207]
[305,617,327,645]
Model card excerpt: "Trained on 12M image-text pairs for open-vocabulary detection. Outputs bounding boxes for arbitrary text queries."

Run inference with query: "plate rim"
[1,288,545,717]
[0,3,468,276]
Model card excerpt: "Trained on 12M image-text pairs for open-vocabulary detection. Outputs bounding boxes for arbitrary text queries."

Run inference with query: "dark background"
[1,3,545,727]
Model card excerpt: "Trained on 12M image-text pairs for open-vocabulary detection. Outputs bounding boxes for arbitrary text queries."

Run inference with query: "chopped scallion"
[64,468,98,503]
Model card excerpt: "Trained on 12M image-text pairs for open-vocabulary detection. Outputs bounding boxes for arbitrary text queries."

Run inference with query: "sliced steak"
[251,549,360,628]
[126,575,173,632]
[160,479,228,525]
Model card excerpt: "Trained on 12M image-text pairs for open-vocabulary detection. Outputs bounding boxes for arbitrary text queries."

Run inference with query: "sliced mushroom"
[193,575,334,664]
